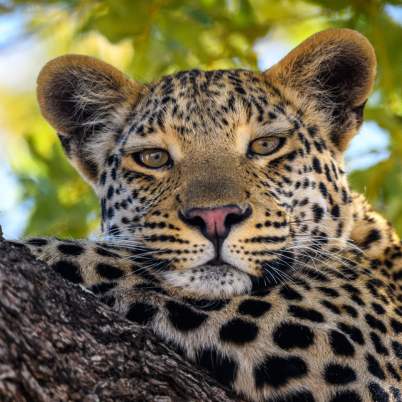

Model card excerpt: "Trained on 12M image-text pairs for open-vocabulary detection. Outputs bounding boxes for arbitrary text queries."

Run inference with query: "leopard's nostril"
[179,205,252,242]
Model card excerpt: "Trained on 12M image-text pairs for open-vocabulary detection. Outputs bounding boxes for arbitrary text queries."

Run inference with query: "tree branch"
[0,231,240,402]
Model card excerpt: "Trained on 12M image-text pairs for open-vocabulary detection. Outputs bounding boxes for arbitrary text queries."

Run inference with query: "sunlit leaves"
[19,134,99,238]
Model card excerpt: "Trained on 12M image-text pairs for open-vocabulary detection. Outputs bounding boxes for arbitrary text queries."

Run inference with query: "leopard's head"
[37,29,376,297]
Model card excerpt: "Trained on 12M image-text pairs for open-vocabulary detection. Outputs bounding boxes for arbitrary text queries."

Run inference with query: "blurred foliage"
[0,0,401,237]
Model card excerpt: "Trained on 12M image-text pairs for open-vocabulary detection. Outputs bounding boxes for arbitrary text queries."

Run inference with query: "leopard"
[10,28,402,401]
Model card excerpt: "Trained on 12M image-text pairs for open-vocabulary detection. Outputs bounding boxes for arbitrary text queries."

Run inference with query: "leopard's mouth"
[162,263,253,297]
[161,249,295,297]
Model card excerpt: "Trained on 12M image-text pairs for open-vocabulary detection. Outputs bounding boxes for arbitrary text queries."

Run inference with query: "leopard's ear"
[37,55,143,184]
[265,29,376,151]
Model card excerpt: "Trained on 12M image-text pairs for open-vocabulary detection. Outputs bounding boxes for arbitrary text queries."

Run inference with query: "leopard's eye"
[132,149,171,169]
[248,136,285,156]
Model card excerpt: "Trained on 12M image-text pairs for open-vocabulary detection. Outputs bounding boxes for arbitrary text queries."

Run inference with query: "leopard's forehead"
[123,68,297,147]
[151,68,268,95]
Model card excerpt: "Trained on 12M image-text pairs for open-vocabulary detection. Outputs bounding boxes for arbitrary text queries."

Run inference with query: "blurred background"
[0,0,401,240]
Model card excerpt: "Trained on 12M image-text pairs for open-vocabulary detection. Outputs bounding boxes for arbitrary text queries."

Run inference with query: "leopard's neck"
[349,192,400,281]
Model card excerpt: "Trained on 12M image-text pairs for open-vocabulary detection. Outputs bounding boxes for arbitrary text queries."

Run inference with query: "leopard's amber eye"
[248,136,285,156]
[132,149,171,169]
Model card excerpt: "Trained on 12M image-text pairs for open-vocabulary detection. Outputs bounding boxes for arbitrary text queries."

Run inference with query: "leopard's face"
[37,29,375,297]
[97,69,354,297]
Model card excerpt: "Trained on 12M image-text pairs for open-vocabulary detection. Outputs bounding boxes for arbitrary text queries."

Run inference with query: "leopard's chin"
[162,264,252,298]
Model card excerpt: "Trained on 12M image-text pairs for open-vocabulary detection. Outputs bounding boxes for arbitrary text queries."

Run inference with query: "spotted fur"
[13,29,402,401]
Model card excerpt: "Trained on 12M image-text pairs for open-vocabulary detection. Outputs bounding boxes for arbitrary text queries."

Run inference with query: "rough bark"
[0,229,239,402]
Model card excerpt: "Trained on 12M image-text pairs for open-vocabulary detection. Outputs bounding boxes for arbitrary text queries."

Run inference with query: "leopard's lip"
[205,258,226,267]
[200,260,262,280]
[198,262,238,271]
[161,264,252,297]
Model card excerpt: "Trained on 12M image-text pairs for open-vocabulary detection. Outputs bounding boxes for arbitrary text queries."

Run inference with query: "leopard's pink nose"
[180,205,251,241]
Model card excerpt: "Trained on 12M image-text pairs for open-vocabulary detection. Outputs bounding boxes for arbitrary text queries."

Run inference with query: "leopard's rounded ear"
[264,29,376,149]
[36,55,143,184]
[265,28,376,108]
[37,54,142,136]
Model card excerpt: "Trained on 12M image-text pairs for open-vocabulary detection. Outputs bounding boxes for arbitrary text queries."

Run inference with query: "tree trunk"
[0,230,239,402]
